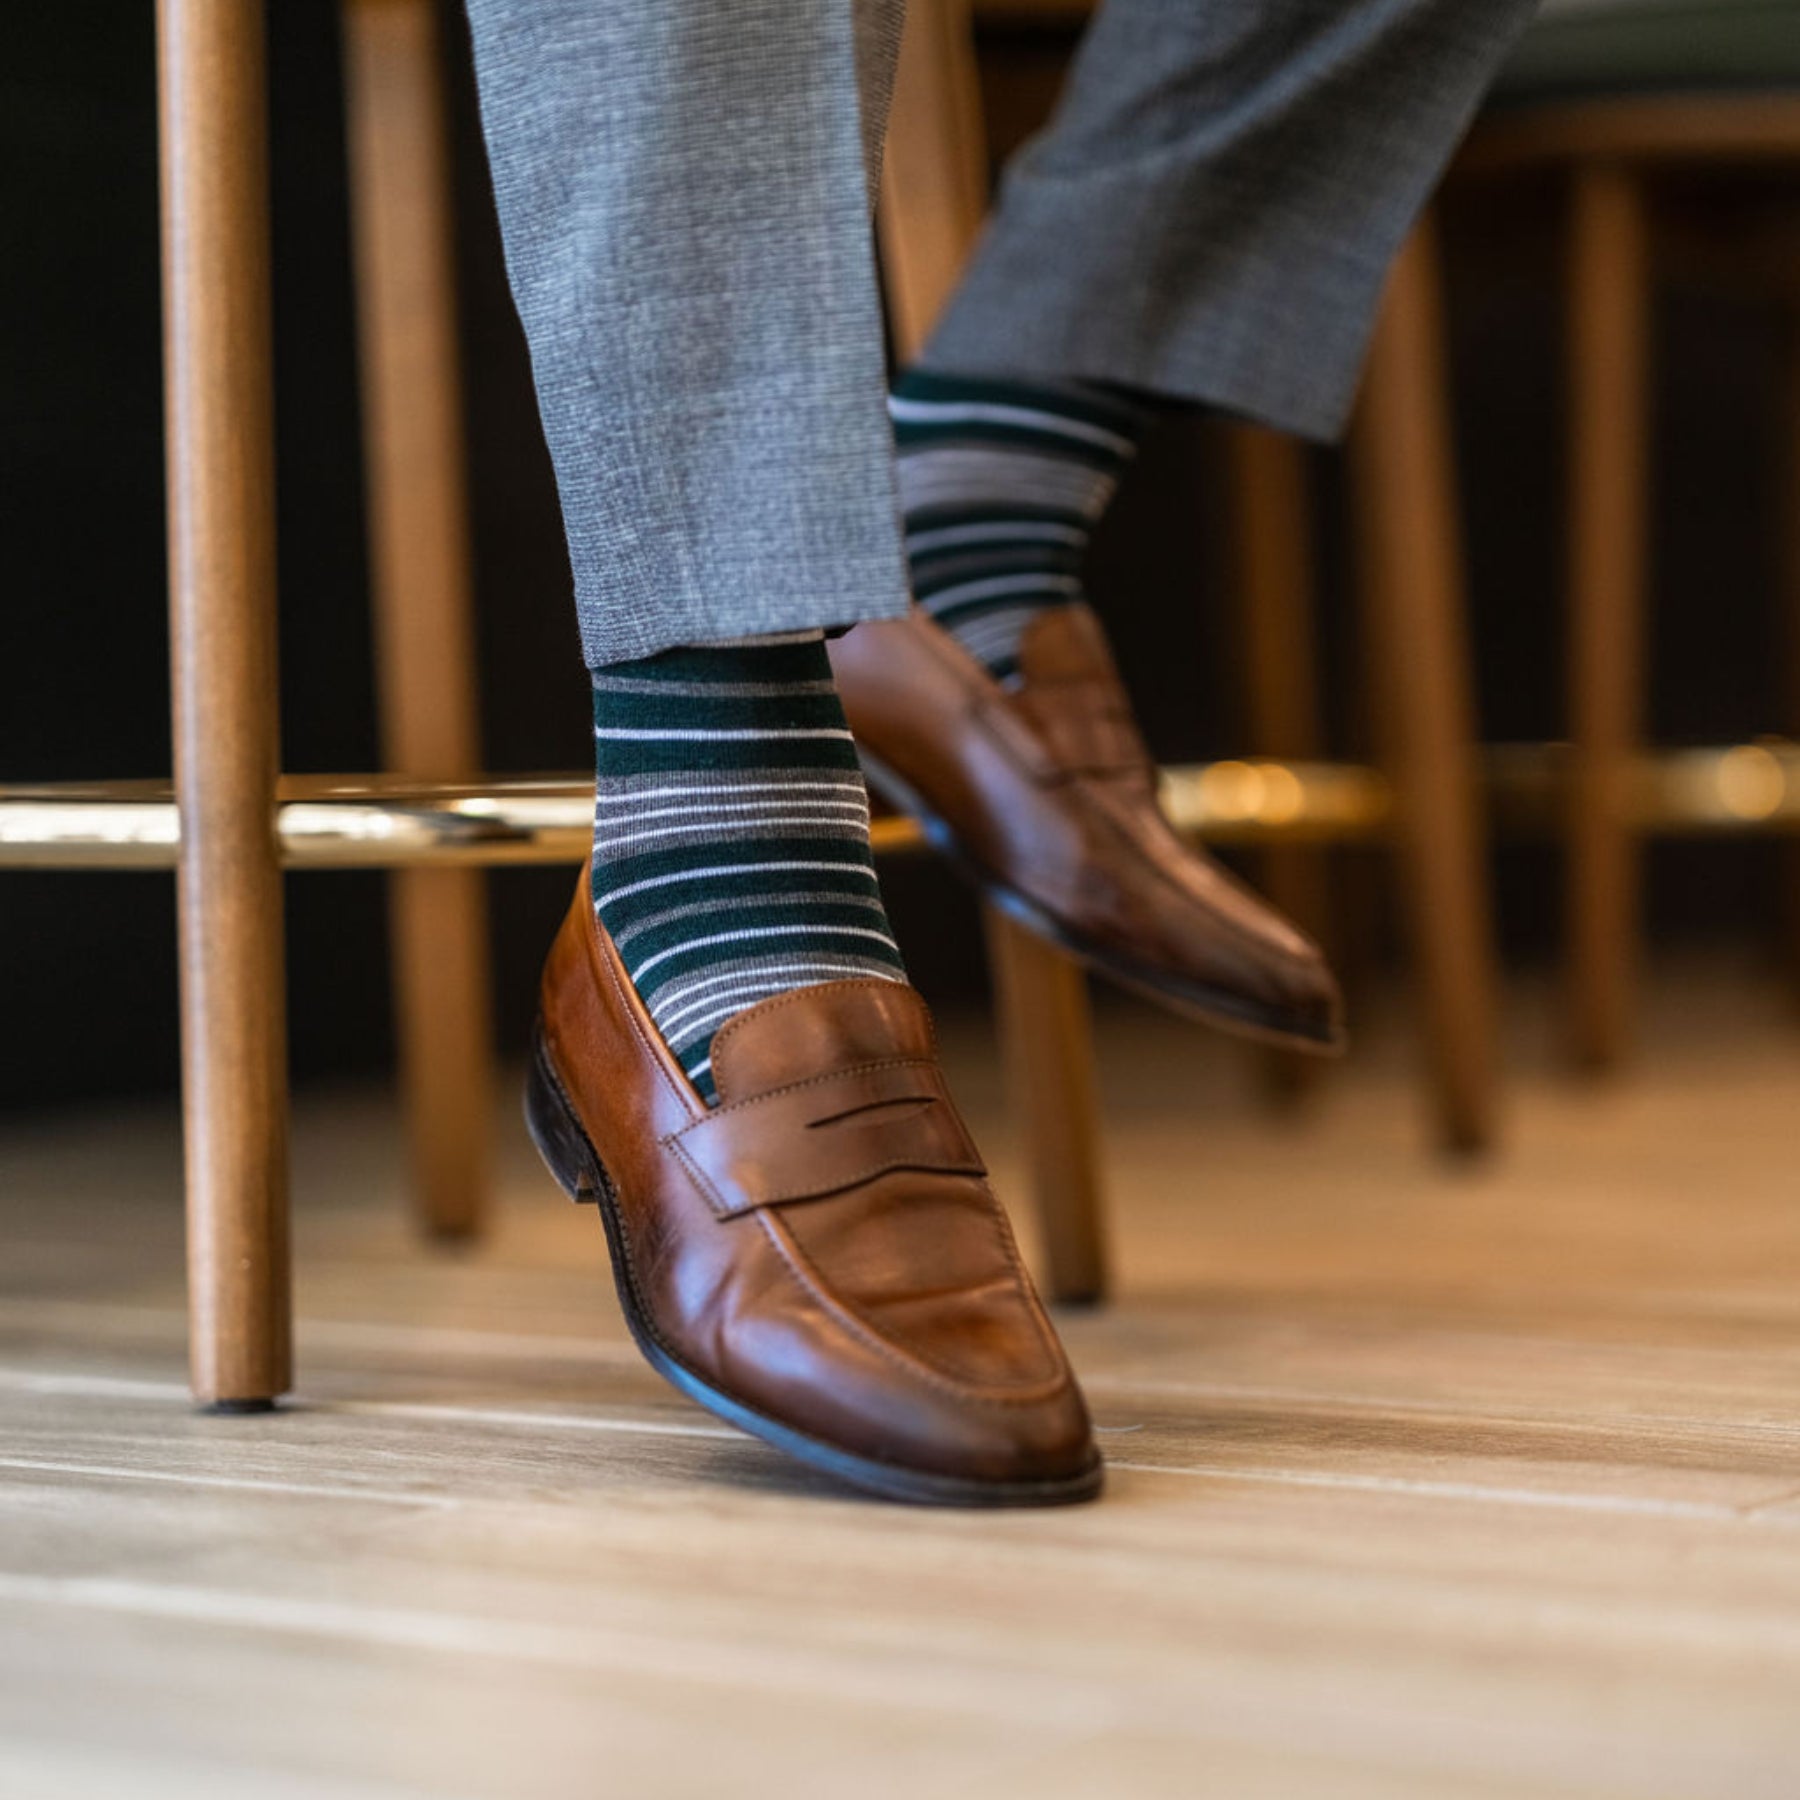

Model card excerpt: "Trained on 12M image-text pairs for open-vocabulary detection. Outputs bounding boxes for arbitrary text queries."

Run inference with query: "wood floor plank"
[2,967,1798,1798]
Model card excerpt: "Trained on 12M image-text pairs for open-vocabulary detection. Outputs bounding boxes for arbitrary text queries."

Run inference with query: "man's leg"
[463,0,919,1099]
[890,0,1534,681]
[462,0,1100,1507]
[462,0,910,665]
[837,0,1531,1045]
[925,0,1536,437]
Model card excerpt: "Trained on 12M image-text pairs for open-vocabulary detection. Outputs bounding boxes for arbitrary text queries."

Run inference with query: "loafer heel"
[523,1023,604,1204]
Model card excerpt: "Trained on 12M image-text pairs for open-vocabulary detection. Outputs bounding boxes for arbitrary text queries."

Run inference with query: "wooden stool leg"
[1784,306,1800,1014]
[984,909,1109,1304]
[1350,215,1500,1154]
[158,0,292,1408]
[876,0,987,352]
[880,0,1110,1293]
[1566,164,1651,1070]
[1227,424,1332,1102]
[342,0,493,1240]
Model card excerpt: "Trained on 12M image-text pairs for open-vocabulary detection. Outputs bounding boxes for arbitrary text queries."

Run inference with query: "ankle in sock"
[590,634,906,1106]
[891,367,1152,683]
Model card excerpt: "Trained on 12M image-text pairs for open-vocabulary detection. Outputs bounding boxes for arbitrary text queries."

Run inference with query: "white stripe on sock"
[919,571,1083,613]
[610,890,888,951]
[591,674,840,699]
[888,394,1136,457]
[599,795,868,829]
[650,959,899,1035]
[629,922,902,982]
[594,777,867,809]
[905,521,1088,555]
[656,979,807,1046]
[897,451,1116,517]
[595,859,877,911]
[601,813,868,853]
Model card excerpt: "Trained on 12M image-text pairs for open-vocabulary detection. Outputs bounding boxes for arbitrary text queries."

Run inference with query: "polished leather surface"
[537,881,1098,1492]
[831,604,1344,1048]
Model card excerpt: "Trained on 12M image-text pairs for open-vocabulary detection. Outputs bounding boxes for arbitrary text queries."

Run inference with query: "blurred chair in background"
[58,0,1800,1400]
[1463,0,1800,1068]
[0,0,1513,1404]
[340,0,493,1242]
[965,0,1800,1081]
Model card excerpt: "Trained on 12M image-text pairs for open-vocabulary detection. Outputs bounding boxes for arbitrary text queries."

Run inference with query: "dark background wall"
[2,3,1788,1114]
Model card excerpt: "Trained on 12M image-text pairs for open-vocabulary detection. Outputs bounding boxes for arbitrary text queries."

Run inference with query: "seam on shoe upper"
[667,1055,943,1139]
[669,1135,986,1221]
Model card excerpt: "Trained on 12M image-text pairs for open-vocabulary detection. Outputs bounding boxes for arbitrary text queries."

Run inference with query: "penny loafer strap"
[1013,677,1149,779]
[663,1057,986,1219]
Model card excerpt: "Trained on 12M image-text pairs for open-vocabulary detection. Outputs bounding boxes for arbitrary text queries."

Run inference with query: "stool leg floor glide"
[158,0,292,1410]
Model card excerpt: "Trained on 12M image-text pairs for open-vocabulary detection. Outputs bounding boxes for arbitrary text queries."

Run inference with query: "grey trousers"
[461,0,1535,668]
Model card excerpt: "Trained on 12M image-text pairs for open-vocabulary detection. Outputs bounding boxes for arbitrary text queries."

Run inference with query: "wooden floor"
[3,964,1799,1799]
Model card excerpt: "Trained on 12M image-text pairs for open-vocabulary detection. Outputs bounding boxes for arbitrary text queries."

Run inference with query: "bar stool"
[152,0,501,1406]
[0,0,1498,1409]
[962,0,1800,1101]
[147,0,1130,1404]
[1457,0,1800,1067]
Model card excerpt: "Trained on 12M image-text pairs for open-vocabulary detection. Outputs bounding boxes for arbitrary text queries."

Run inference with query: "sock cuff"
[591,634,837,689]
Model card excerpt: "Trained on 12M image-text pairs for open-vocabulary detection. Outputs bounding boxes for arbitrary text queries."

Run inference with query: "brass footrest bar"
[2,742,1796,871]
[1486,740,1800,833]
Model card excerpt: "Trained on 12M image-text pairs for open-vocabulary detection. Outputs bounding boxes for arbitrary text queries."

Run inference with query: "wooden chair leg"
[1350,214,1500,1155]
[342,0,493,1240]
[158,0,292,1408]
[984,908,1109,1304]
[880,0,1110,1293]
[1784,305,1800,1015]
[1227,423,1332,1102]
[876,0,987,354]
[1566,163,1651,1070]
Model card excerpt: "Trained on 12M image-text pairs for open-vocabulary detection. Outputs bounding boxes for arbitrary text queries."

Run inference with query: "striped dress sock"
[892,368,1152,684]
[590,633,907,1106]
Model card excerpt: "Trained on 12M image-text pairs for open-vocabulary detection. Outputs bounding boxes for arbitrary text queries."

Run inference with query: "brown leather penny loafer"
[523,880,1102,1506]
[831,605,1345,1053]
